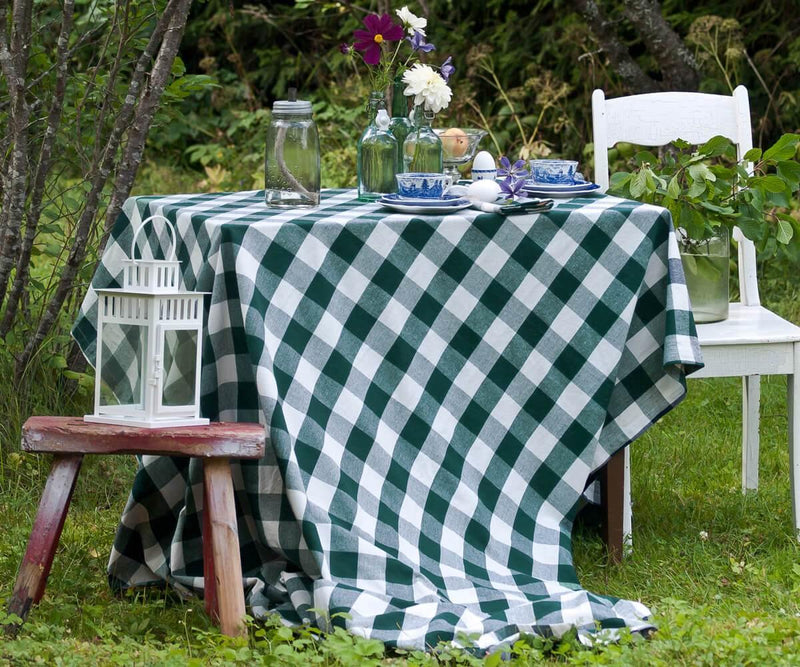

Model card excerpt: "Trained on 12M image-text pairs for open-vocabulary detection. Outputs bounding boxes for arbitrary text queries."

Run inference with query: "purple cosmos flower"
[353,13,405,66]
[440,56,455,82]
[497,156,529,179]
[499,176,526,199]
[408,30,435,53]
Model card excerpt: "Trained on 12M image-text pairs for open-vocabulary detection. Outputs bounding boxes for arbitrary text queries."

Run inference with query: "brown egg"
[441,128,469,158]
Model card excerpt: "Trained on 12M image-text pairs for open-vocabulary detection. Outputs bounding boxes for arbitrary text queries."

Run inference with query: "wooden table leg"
[601,448,625,564]
[203,458,246,637]
[7,454,83,627]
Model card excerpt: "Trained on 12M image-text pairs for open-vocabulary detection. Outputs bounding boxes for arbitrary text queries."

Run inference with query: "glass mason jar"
[388,77,412,174]
[403,106,443,173]
[357,91,398,201]
[678,226,730,323]
[265,99,320,208]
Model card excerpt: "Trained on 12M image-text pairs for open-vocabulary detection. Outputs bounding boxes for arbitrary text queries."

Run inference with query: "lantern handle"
[130,214,177,263]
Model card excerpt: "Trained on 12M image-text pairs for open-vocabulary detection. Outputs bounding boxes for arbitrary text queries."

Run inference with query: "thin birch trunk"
[0,0,74,336]
[0,0,33,304]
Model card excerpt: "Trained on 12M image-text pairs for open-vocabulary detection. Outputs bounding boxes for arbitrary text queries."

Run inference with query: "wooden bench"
[7,416,266,637]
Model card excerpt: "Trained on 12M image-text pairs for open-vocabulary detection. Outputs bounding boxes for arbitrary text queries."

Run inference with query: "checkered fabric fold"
[73,189,702,651]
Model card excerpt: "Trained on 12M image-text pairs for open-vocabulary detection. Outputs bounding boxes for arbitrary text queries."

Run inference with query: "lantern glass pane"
[162,329,198,406]
[99,323,146,408]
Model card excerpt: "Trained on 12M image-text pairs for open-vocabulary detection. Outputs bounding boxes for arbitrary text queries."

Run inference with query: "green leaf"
[609,171,633,190]
[667,175,681,199]
[737,216,763,241]
[699,135,733,157]
[776,160,800,187]
[743,147,762,162]
[762,133,799,161]
[752,174,787,193]
[777,217,794,244]
[687,179,706,198]
[634,150,658,166]
[688,163,716,182]
[630,169,649,198]
[698,200,734,215]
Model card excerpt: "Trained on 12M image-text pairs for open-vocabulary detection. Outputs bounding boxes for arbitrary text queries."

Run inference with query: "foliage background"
[146,0,800,194]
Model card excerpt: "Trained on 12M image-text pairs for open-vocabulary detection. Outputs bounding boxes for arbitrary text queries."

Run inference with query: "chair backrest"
[591,86,759,306]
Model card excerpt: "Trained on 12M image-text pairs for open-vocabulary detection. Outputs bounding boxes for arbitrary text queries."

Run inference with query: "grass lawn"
[1,261,798,665]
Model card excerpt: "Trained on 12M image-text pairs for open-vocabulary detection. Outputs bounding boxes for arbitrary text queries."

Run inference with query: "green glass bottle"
[357,91,398,201]
[402,105,443,173]
[388,77,412,174]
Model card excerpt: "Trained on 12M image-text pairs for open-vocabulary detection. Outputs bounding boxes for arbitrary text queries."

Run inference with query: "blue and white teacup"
[396,172,453,199]
[529,159,579,184]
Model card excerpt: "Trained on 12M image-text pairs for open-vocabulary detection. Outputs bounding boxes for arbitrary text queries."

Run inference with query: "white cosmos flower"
[396,6,427,36]
[402,63,452,113]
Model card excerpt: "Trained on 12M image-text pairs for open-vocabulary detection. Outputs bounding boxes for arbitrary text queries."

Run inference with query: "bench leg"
[203,458,246,637]
[203,469,218,623]
[601,448,625,563]
[8,454,83,627]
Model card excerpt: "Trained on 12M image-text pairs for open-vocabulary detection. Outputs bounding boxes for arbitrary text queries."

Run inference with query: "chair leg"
[7,454,83,628]
[601,449,625,563]
[203,458,246,637]
[789,346,800,541]
[742,375,761,492]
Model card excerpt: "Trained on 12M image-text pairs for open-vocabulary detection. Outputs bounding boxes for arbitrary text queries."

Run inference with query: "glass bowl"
[433,128,488,179]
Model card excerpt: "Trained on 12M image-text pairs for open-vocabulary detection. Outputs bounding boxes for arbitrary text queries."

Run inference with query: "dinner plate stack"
[378,193,472,214]
[521,179,600,198]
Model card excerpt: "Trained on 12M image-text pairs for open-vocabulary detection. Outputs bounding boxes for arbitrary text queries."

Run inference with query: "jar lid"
[272,100,312,114]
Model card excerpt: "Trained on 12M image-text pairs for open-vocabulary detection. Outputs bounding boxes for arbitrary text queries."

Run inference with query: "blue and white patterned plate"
[380,193,466,206]
[521,181,600,198]
[379,195,472,214]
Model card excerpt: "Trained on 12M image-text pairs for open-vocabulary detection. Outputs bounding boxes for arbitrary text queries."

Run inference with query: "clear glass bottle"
[357,91,398,201]
[388,77,412,174]
[402,106,443,173]
[265,93,320,208]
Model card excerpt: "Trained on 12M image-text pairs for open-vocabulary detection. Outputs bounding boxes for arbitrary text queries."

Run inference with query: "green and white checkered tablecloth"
[73,188,702,650]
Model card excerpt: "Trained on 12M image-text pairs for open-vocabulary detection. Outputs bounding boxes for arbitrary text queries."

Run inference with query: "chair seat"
[697,303,800,346]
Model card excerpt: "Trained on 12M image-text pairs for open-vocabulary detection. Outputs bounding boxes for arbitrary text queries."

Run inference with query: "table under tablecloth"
[73,188,702,651]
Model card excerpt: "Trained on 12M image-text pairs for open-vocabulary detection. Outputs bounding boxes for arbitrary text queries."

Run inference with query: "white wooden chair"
[592,85,800,551]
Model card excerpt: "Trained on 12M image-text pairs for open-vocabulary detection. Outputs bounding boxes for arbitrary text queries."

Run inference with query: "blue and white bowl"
[529,159,579,185]
[396,172,453,199]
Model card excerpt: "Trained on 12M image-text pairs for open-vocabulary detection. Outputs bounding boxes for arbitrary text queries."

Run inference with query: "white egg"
[472,151,496,173]
[466,179,501,202]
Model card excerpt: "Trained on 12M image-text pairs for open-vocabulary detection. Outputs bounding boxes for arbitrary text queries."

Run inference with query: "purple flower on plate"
[353,13,405,66]
[497,156,529,180]
[440,56,455,82]
[499,176,526,200]
[408,31,435,53]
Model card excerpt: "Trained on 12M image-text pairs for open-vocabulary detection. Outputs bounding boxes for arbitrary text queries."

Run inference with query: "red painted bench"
[8,416,266,637]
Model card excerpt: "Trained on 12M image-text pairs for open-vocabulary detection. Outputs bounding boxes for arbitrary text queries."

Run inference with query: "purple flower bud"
[408,31,435,53]
[440,56,455,82]
[339,42,351,54]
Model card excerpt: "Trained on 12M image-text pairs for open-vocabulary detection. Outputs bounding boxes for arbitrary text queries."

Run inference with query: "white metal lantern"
[85,215,209,428]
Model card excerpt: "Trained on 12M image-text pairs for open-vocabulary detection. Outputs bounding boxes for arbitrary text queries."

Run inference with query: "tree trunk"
[0,0,75,336]
[15,0,194,379]
[576,0,699,94]
[623,0,700,91]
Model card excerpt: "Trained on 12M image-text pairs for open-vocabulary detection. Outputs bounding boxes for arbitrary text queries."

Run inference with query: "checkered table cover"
[73,188,702,651]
